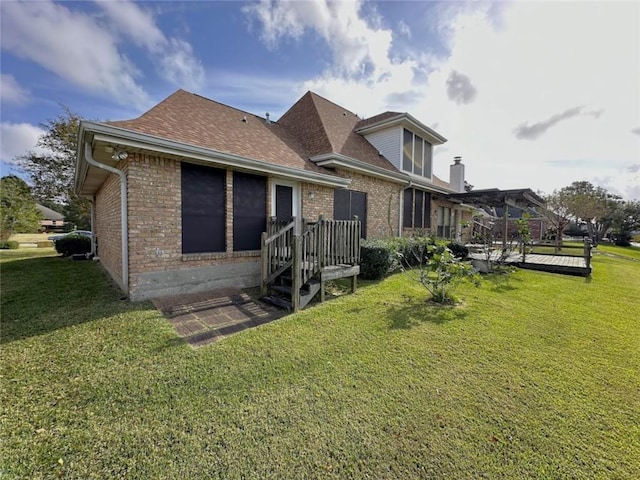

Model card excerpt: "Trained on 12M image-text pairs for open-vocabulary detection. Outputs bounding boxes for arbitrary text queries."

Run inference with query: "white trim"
[270,179,301,233]
[75,121,350,195]
[356,114,447,145]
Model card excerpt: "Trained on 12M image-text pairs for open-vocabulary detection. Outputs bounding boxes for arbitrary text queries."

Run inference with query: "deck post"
[292,235,301,312]
[318,216,325,303]
[584,238,592,270]
[260,231,268,297]
[502,202,509,250]
[351,274,357,293]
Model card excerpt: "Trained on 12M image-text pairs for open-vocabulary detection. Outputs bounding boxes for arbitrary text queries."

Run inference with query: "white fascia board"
[310,153,408,185]
[78,121,351,189]
[356,114,447,145]
[406,176,455,195]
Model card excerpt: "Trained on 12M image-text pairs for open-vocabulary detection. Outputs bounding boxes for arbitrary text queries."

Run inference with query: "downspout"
[90,196,96,256]
[84,142,128,292]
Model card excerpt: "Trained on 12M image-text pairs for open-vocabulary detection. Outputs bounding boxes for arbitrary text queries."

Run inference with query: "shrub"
[360,239,395,280]
[446,241,469,259]
[612,232,632,247]
[54,235,91,256]
[397,244,479,304]
[388,236,435,267]
[0,240,19,250]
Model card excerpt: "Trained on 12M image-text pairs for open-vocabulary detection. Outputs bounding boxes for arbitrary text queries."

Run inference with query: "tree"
[538,189,572,250]
[561,181,615,243]
[0,176,43,239]
[608,200,640,246]
[15,106,90,230]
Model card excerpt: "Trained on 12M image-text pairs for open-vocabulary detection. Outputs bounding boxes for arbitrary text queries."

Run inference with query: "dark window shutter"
[414,190,424,229]
[181,162,226,254]
[233,172,267,251]
[334,189,367,239]
[424,193,431,228]
[403,188,413,228]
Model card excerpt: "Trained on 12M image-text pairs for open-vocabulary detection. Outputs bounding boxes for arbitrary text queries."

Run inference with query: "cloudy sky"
[1,0,639,199]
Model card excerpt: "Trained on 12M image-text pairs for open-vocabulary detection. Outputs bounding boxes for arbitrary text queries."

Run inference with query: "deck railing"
[261,215,361,303]
[261,218,295,295]
[523,238,592,269]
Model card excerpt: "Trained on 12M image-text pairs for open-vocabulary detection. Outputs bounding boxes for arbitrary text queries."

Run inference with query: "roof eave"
[310,153,455,195]
[355,114,448,145]
[75,121,351,195]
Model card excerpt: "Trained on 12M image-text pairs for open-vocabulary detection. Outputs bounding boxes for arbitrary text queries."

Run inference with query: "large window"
[233,172,267,251]
[181,162,226,254]
[403,188,431,229]
[402,129,432,179]
[437,206,452,239]
[334,189,367,239]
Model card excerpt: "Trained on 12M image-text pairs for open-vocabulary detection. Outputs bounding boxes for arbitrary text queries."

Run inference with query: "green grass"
[596,243,640,261]
[2,247,639,479]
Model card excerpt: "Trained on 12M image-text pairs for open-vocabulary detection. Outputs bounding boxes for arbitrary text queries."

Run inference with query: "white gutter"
[80,121,350,190]
[83,142,128,292]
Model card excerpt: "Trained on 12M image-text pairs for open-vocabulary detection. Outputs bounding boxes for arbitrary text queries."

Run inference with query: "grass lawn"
[2,247,639,479]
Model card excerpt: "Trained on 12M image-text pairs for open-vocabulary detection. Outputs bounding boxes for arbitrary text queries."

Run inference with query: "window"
[334,189,367,239]
[181,162,226,254]
[233,172,267,251]
[403,188,431,229]
[437,206,452,239]
[402,129,432,179]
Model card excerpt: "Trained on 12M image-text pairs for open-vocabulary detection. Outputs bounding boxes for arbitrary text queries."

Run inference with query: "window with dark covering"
[181,162,226,254]
[403,188,431,230]
[403,188,413,228]
[233,172,267,251]
[275,185,293,221]
[334,189,367,239]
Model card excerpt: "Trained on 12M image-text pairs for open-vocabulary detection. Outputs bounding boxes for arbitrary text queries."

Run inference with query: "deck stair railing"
[261,215,361,311]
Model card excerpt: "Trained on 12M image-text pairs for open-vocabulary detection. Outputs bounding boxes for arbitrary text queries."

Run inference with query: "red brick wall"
[126,155,262,297]
[300,175,403,239]
[95,165,123,287]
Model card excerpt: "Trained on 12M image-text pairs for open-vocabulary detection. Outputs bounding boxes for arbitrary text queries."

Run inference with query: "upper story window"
[402,129,432,179]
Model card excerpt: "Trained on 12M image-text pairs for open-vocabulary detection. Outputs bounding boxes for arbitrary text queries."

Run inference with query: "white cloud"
[0,122,49,165]
[247,1,640,200]
[244,0,394,77]
[0,74,30,105]
[0,0,150,108]
[95,0,205,90]
[397,20,411,38]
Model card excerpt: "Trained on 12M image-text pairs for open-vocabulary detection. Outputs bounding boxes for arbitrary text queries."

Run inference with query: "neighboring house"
[36,204,65,232]
[74,89,472,300]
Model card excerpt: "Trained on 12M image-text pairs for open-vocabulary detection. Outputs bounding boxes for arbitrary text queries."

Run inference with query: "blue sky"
[1,0,639,199]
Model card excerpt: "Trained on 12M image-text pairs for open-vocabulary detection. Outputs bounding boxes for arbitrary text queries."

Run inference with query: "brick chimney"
[450,156,465,193]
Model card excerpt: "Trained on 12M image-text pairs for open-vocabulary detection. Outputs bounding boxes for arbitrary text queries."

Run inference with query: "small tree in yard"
[398,243,479,304]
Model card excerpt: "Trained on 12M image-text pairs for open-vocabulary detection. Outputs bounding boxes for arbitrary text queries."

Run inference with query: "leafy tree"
[608,200,640,246]
[0,176,43,239]
[561,181,615,243]
[15,106,90,230]
[538,189,572,250]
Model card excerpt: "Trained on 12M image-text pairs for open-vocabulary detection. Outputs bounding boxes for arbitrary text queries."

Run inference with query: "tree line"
[539,182,640,247]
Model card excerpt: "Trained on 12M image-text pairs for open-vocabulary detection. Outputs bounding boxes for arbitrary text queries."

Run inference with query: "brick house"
[75,89,471,300]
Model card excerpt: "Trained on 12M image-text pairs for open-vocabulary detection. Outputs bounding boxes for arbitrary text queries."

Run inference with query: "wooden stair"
[260,216,361,312]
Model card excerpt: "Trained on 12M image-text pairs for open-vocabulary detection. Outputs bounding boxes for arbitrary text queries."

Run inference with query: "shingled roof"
[107,89,325,174]
[279,92,400,173]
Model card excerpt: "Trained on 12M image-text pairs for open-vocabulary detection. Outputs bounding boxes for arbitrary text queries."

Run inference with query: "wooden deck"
[518,253,591,276]
[470,251,591,276]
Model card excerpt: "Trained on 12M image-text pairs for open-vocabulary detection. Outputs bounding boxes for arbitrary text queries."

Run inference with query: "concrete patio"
[152,287,285,347]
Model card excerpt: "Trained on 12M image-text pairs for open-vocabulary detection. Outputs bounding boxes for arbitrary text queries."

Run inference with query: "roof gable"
[280,92,400,173]
[106,89,324,174]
